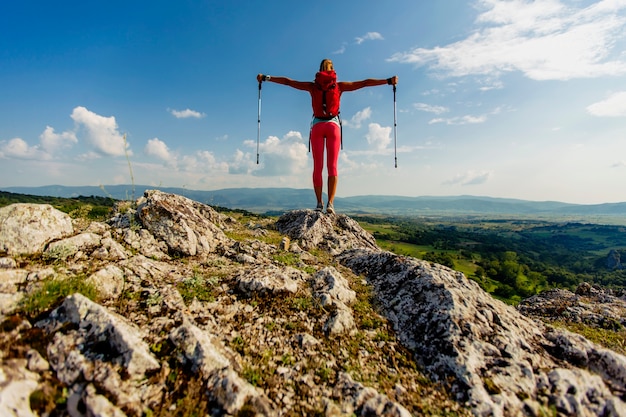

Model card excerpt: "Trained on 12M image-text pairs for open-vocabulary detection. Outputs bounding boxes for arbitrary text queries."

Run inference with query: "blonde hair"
[319,59,334,72]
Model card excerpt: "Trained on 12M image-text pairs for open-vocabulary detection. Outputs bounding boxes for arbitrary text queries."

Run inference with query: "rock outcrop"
[0,203,74,256]
[338,249,626,417]
[275,209,378,254]
[518,282,626,329]
[1,190,625,416]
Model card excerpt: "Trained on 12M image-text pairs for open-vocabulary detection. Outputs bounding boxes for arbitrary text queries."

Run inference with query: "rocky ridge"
[0,190,625,416]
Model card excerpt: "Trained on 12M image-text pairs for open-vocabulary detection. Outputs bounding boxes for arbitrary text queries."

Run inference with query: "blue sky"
[1,0,626,204]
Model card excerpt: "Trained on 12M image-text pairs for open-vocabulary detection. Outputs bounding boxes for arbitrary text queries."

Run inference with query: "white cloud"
[612,161,626,168]
[169,108,205,119]
[174,151,226,174]
[144,138,173,161]
[228,149,256,175]
[178,154,199,172]
[196,150,218,166]
[1,125,77,161]
[39,126,77,152]
[71,106,129,157]
[76,151,101,161]
[444,170,493,186]
[477,77,504,91]
[389,0,626,81]
[343,107,372,128]
[355,32,384,44]
[414,103,449,114]
[333,45,346,55]
[429,115,487,125]
[143,137,229,175]
[246,131,309,177]
[365,123,392,151]
[587,91,626,116]
[0,138,51,160]
[228,131,308,176]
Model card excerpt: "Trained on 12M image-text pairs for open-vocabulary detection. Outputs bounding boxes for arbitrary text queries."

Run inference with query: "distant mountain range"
[3,184,626,220]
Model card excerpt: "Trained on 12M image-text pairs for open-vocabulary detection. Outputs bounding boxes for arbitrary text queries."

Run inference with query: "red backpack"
[312,70,341,119]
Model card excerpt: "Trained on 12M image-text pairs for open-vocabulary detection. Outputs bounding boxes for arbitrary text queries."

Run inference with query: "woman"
[257,59,398,214]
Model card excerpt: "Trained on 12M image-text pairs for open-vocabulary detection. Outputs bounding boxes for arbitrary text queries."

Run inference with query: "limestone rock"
[37,293,160,378]
[323,305,356,336]
[137,190,231,256]
[92,236,130,260]
[169,318,273,415]
[545,327,626,394]
[87,265,125,299]
[0,359,39,417]
[311,266,356,306]
[518,285,626,328]
[235,265,305,295]
[73,383,127,417]
[0,269,29,317]
[311,267,357,335]
[44,232,102,260]
[0,203,73,255]
[333,372,412,416]
[338,248,626,416]
[120,228,169,260]
[0,257,17,269]
[275,209,378,254]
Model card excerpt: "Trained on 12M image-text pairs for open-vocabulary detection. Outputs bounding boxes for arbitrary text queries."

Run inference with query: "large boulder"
[0,204,73,256]
[137,190,231,256]
[275,209,378,254]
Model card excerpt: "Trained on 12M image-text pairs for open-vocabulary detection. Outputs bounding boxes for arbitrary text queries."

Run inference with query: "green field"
[356,216,626,304]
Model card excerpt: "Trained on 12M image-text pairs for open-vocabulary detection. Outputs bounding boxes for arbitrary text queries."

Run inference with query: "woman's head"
[319,59,334,72]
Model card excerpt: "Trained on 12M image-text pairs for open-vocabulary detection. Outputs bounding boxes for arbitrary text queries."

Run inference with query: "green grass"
[272,252,301,267]
[19,275,100,316]
[290,296,313,311]
[551,320,626,356]
[454,258,478,276]
[177,272,218,304]
[230,335,246,354]
[373,237,480,277]
[242,365,263,386]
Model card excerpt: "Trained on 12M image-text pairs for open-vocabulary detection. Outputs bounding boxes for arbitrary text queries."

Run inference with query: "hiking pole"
[393,84,398,168]
[257,80,262,164]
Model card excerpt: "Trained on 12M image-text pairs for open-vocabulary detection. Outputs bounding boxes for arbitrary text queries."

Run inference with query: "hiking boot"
[315,202,324,212]
[326,203,335,214]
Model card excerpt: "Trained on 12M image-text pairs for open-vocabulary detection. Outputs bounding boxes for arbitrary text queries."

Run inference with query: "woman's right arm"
[257,74,312,91]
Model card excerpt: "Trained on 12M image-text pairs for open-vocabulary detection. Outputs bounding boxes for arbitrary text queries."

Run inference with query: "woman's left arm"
[339,76,398,92]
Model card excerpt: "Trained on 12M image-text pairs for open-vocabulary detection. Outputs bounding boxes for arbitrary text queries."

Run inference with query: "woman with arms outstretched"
[258,59,397,214]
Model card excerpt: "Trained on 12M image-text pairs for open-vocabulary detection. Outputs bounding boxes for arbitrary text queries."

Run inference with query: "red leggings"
[310,122,341,187]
